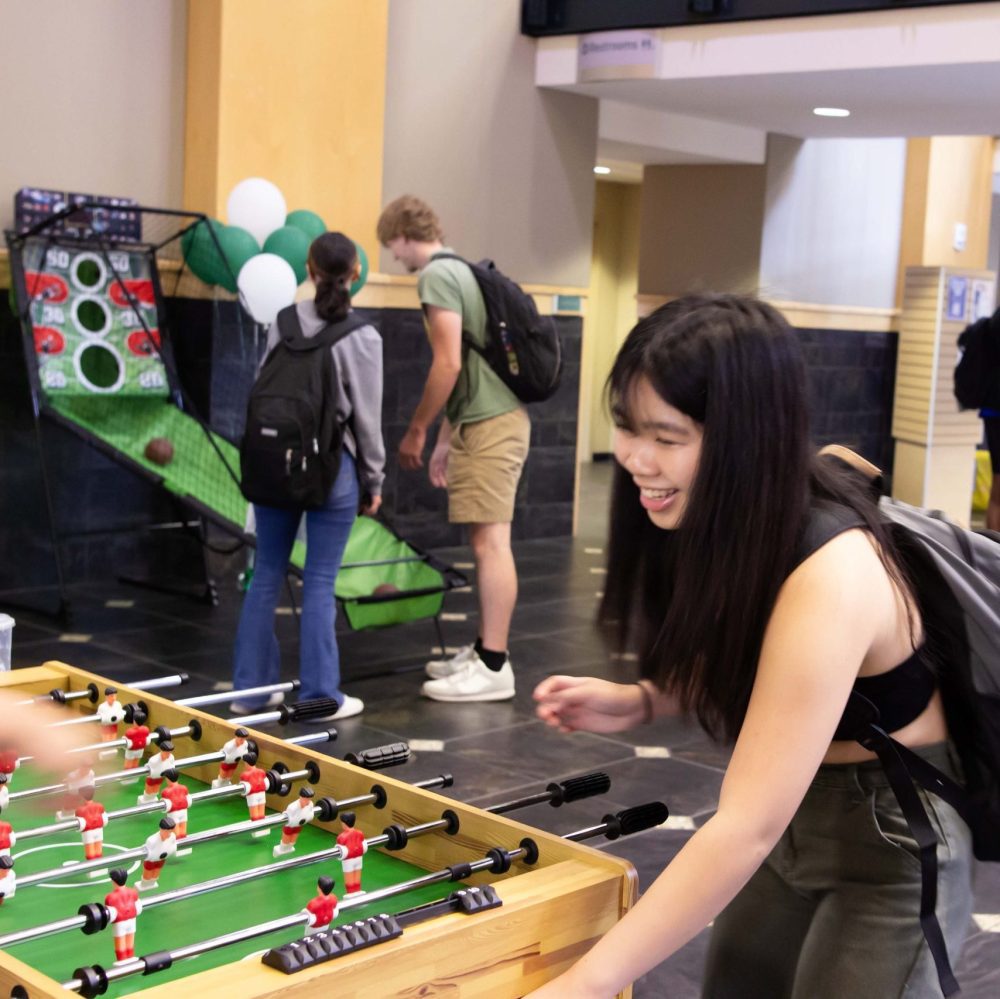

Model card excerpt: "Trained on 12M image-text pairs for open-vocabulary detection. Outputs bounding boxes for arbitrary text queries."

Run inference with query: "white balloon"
[237,254,297,325]
[226,177,287,246]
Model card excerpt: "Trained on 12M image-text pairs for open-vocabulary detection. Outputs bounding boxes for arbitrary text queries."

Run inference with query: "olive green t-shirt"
[418,249,520,426]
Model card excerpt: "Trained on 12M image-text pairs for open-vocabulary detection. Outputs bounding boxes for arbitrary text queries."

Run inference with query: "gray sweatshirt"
[262,300,385,497]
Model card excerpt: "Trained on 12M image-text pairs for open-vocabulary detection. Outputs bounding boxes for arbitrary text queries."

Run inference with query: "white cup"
[0,614,14,672]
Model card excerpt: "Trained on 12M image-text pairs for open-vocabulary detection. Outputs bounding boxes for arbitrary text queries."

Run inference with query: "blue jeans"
[233,452,358,708]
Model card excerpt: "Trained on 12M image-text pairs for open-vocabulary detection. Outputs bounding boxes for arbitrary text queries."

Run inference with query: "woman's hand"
[533,675,648,734]
[360,494,382,517]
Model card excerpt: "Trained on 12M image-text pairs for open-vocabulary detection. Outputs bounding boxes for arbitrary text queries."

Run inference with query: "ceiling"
[575,62,1000,141]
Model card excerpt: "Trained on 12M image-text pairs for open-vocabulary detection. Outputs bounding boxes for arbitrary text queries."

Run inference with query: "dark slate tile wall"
[358,308,582,547]
[795,326,899,476]
[0,297,215,608]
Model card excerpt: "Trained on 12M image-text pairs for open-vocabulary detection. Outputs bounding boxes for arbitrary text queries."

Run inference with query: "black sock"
[474,637,507,672]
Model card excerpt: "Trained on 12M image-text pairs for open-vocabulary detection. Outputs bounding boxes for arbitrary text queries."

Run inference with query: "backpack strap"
[856,726,962,996]
[424,252,486,358]
[276,305,368,353]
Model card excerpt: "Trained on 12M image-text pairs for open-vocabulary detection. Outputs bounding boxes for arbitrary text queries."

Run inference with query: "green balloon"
[285,209,326,242]
[350,242,369,297]
[217,225,260,293]
[263,226,311,285]
[181,218,229,287]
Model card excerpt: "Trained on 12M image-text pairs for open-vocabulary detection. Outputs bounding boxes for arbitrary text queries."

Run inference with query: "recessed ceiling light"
[813,107,850,118]
[594,166,611,175]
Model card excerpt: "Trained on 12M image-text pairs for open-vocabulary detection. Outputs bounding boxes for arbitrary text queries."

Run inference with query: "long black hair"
[310,232,357,322]
[600,294,908,743]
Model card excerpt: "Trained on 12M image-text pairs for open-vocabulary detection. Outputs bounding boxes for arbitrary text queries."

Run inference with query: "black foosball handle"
[548,772,611,806]
[603,802,670,840]
[285,698,340,722]
[343,742,411,770]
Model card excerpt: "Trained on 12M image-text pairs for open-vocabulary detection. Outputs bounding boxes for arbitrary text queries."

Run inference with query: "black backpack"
[805,448,1000,996]
[240,306,366,510]
[433,253,562,403]
[954,315,1000,409]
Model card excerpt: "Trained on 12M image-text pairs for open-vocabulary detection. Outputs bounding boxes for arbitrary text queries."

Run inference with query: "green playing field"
[5,752,458,994]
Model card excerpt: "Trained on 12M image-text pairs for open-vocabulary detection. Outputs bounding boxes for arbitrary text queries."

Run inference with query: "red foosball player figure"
[302,875,339,935]
[336,812,367,895]
[58,759,96,821]
[0,810,15,860]
[0,747,20,789]
[160,769,192,839]
[138,740,175,805]
[74,785,109,860]
[105,867,142,963]
[212,728,251,789]
[137,816,177,890]
[0,855,15,905]
[273,787,315,858]
[95,687,126,743]
[122,721,151,783]
[239,753,270,837]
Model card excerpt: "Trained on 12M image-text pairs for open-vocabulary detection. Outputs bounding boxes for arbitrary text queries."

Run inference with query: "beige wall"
[760,135,906,309]
[585,181,641,457]
[0,0,187,232]
[380,0,597,287]
[638,163,766,297]
[896,136,995,306]
[184,0,388,265]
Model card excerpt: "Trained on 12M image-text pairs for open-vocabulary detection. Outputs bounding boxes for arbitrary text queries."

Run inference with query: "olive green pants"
[702,742,973,999]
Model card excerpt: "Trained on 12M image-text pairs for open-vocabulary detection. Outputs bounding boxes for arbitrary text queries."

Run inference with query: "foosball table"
[0,663,645,998]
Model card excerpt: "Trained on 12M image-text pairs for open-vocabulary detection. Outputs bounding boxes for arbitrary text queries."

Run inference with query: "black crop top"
[796,500,939,741]
[832,645,936,741]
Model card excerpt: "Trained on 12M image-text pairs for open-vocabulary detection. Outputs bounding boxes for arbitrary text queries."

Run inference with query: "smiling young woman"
[531,294,971,999]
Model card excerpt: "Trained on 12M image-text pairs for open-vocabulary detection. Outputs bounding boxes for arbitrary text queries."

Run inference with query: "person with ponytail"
[530,295,973,998]
[231,233,384,721]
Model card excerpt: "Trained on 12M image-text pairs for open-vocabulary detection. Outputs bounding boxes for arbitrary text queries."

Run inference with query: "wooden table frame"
[0,663,638,998]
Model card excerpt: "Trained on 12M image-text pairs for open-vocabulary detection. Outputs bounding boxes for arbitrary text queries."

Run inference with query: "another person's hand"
[398,425,426,470]
[534,676,649,734]
[0,689,89,773]
[428,440,450,489]
[360,494,382,517]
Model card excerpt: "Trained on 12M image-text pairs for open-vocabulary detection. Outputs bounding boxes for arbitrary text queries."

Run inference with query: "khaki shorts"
[448,408,530,524]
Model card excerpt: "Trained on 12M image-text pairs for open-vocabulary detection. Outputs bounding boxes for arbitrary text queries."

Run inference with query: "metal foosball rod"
[175,680,300,709]
[16,782,318,891]
[14,674,190,707]
[18,719,203,767]
[0,787,458,950]
[61,801,670,997]
[12,761,321,849]
[10,740,280,806]
[45,699,148,730]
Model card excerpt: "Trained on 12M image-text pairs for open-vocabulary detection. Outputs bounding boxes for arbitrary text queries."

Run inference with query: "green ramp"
[46,395,463,628]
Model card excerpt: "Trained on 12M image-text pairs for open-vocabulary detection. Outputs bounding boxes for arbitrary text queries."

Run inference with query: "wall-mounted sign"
[945,275,968,322]
[971,279,996,321]
[553,294,583,313]
[578,30,659,83]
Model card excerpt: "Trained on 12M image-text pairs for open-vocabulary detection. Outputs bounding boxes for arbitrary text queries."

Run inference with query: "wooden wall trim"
[637,292,900,332]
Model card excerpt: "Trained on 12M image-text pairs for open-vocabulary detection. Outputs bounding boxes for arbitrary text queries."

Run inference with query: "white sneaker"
[421,656,515,702]
[425,644,476,679]
[228,691,286,715]
[303,694,365,722]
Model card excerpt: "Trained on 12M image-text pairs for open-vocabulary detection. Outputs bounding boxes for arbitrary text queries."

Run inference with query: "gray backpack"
[811,450,1000,996]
